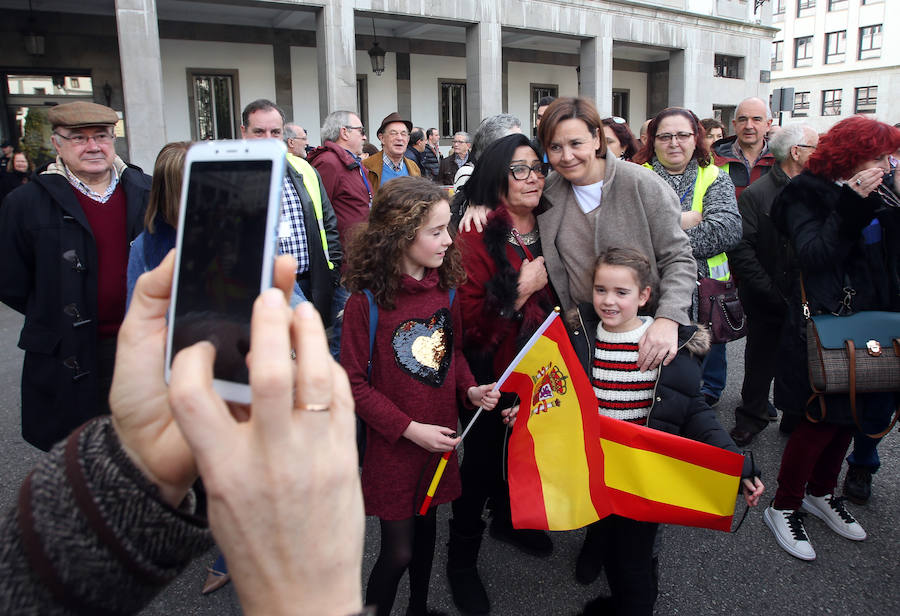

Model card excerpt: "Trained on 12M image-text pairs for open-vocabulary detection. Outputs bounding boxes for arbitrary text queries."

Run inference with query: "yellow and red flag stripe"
[597,415,744,532]
[503,312,612,530]
[502,310,746,532]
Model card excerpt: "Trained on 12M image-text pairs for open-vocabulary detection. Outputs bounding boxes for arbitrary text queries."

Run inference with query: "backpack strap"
[362,287,455,382]
[362,289,377,382]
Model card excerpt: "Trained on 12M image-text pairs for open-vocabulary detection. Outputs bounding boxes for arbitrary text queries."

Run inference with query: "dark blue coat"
[0,165,150,450]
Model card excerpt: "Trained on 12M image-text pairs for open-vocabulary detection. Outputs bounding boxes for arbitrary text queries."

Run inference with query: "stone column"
[273,30,294,122]
[668,48,704,111]
[396,53,412,121]
[465,7,502,130]
[115,0,166,171]
[579,36,613,117]
[316,0,357,123]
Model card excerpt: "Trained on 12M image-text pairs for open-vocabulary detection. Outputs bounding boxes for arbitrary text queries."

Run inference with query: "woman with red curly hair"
[764,116,900,562]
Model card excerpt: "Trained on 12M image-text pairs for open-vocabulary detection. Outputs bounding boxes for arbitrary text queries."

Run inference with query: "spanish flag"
[502,311,745,532]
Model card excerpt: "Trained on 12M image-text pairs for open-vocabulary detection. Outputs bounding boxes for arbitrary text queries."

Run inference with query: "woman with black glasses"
[447,133,558,614]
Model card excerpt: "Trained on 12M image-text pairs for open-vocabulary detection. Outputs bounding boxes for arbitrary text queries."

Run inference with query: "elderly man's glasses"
[54,132,115,146]
[344,125,365,134]
[385,130,409,138]
[509,162,543,180]
[655,132,694,144]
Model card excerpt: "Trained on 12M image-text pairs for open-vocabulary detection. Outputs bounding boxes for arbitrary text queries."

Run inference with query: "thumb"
[168,342,234,467]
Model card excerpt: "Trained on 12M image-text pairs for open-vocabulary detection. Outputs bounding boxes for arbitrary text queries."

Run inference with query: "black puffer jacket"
[771,171,900,422]
[568,304,757,479]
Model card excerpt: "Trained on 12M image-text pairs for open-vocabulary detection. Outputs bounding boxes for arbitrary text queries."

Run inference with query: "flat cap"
[48,101,118,128]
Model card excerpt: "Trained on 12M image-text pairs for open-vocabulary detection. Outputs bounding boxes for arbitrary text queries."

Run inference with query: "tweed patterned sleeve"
[0,417,212,615]
[685,171,742,263]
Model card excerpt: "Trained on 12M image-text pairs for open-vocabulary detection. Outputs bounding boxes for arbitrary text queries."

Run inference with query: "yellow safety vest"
[285,153,335,271]
[644,162,730,281]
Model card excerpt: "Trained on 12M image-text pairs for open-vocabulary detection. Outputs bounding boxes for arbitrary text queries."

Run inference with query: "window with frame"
[188,70,238,140]
[855,86,877,113]
[714,54,743,79]
[821,89,842,116]
[794,36,814,68]
[793,92,810,117]
[797,0,816,17]
[771,41,784,71]
[531,84,558,137]
[773,0,786,17]
[861,0,883,5]
[827,0,848,10]
[440,80,467,138]
[612,90,629,123]
[825,31,846,64]
[858,25,882,60]
[356,75,368,135]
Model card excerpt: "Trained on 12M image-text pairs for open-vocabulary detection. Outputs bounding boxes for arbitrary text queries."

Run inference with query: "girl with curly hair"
[340,176,501,616]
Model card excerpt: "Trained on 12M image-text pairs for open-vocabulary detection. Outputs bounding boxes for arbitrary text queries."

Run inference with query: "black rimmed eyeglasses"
[509,162,544,180]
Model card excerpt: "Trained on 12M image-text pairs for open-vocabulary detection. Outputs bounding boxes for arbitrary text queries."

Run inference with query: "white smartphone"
[165,139,286,404]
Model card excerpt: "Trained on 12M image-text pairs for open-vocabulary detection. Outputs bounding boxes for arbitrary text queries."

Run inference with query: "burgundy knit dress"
[340,269,476,520]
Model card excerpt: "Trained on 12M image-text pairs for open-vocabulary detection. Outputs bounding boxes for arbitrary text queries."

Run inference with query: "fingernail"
[261,288,283,307]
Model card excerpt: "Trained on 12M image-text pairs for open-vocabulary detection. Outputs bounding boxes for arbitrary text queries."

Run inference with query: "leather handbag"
[697,277,747,344]
[802,282,900,437]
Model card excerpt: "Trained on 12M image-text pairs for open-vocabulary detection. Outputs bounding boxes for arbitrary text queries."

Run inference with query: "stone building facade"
[1,0,775,170]
[769,0,898,132]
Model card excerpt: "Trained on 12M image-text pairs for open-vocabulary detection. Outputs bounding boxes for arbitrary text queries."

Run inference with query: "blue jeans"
[329,284,352,360]
[846,392,897,473]
[289,281,307,309]
[700,342,727,399]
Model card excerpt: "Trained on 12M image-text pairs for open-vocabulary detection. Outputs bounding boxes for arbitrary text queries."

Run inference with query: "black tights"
[366,508,437,616]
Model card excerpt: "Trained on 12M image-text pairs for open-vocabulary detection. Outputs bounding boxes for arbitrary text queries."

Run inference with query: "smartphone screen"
[170,159,275,385]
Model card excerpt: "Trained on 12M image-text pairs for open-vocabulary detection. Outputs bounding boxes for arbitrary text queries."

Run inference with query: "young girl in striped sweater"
[569,247,764,616]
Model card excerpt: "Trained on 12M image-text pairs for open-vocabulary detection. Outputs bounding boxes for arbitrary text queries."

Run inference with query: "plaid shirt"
[279,174,310,274]
[63,162,120,203]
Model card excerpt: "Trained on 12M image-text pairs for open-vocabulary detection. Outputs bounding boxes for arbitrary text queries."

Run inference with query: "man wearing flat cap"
[363,111,421,193]
[0,101,151,451]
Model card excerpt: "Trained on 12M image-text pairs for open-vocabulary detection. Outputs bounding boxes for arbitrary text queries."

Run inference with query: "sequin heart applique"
[392,308,453,387]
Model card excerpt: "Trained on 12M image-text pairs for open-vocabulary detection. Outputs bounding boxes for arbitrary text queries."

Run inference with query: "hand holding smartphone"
[166,139,286,404]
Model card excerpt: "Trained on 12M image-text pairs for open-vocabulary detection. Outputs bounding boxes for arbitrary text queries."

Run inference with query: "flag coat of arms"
[499,311,745,532]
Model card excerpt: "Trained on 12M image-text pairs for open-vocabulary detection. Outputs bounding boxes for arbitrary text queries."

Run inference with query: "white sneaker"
[764,506,816,561]
[802,493,867,541]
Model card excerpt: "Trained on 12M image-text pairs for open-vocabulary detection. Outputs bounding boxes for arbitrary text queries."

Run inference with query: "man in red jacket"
[711,97,776,198]
[307,110,372,356]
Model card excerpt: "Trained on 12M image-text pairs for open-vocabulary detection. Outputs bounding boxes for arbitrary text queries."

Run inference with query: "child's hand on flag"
[402,421,460,453]
[501,404,519,427]
[741,477,765,507]
[468,383,500,410]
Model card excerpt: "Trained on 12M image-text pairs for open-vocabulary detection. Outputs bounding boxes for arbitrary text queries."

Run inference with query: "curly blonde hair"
[343,176,465,310]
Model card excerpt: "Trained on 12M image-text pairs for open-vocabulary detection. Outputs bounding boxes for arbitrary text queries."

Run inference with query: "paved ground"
[0,303,897,615]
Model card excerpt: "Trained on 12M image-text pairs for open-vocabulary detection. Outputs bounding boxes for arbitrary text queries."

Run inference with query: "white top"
[572,179,604,213]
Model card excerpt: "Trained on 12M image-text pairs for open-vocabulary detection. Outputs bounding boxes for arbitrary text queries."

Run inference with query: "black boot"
[447,518,490,614]
[489,514,552,557]
[575,522,604,585]
[843,464,873,505]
